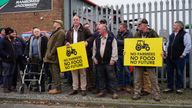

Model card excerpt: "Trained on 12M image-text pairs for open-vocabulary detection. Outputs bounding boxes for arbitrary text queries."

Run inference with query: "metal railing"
[74,0,192,88]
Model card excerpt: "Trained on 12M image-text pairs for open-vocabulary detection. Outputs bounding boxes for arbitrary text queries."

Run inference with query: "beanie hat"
[5,27,14,35]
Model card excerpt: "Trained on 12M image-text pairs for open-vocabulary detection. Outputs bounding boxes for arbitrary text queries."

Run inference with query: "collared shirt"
[92,34,118,62]
[100,35,107,57]
[166,32,191,56]
[73,29,78,43]
[73,25,80,43]
[182,32,191,56]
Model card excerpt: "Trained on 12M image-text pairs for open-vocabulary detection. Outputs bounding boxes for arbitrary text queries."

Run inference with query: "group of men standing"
[0,15,191,102]
[0,27,26,93]
[45,15,191,102]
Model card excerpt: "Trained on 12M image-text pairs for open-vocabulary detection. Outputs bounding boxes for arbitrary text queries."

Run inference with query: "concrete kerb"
[1,97,192,108]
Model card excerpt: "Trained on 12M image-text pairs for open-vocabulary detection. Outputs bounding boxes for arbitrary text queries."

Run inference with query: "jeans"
[166,57,185,90]
[12,57,25,88]
[96,64,118,93]
[2,62,15,89]
[63,71,72,85]
[116,55,130,87]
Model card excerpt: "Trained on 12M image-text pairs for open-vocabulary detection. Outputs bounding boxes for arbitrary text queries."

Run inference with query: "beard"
[9,35,15,40]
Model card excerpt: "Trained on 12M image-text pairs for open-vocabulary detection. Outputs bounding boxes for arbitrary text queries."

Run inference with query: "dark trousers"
[86,58,95,89]
[0,60,3,85]
[2,62,15,89]
[12,57,25,88]
[116,55,130,87]
[44,63,52,85]
[93,64,99,90]
[166,57,185,90]
[63,71,72,85]
[96,64,118,93]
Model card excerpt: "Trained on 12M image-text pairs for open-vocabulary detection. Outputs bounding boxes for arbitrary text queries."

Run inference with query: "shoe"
[163,88,173,93]
[48,89,62,94]
[153,95,160,101]
[112,93,119,99]
[81,90,87,96]
[132,93,141,100]
[176,89,183,94]
[141,91,150,96]
[68,90,78,95]
[96,92,105,97]
[124,87,132,93]
[117,87,124,91]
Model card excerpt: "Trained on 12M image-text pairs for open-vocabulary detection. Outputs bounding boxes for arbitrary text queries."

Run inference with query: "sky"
[91,0,162,6]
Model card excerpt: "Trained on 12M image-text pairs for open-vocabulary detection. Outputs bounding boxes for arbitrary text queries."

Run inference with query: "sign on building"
[57,42,89,72]
[124,38,163,67]
[0,0,52,13]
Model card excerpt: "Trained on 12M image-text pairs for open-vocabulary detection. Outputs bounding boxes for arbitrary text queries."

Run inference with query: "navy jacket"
[13,37,26,59]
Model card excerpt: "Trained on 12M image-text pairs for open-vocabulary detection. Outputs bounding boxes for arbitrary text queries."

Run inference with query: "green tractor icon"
[135,40,150,51]
[66,47,77,57]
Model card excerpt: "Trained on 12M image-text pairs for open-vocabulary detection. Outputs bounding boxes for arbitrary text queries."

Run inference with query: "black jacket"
[95,34,115,64]
[25,35,48,60]
[167,29,186,59]
[0,37,16,63]
[117,30,133,55]
[66,24,92,57]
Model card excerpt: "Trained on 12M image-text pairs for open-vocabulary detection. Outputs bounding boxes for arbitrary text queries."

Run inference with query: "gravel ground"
[0,83,192,107]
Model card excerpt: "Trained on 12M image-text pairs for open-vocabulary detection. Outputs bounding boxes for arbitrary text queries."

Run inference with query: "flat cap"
[138,18,148,25]
[53,20,64,27]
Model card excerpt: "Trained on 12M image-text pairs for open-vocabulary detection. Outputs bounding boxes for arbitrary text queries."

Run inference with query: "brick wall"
[0,0,64,34]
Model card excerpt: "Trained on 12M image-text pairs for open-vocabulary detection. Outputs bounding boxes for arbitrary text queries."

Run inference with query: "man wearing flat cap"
[0,27,16,93]
[44,20,66,94]
[132,18,160,101]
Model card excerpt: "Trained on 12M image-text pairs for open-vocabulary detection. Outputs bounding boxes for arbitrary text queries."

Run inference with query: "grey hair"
[175,21,184,29]
[120,23,128,29]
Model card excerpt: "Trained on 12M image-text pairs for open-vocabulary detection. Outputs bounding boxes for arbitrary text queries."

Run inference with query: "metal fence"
[74,0,192,88]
